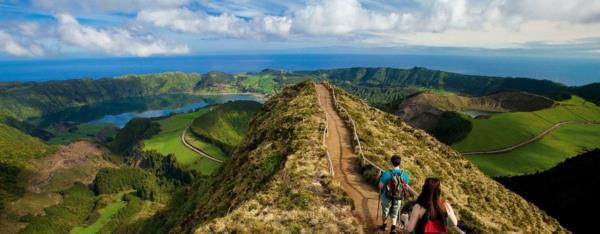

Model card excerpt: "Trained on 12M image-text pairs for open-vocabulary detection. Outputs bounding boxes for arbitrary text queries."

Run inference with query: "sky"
[1,0,600,58]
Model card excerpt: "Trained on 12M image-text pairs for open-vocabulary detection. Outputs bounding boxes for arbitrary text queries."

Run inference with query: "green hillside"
[0,72,200,120]
[331,84,564,232]
[312,67,571,99]
[190,100,263,154]
[70,190,129,234]
[193,70,308,95]
[19,184,96,234]
[0,123,53,210]
[142,108,222,174]
[466,123,600,177]
[449,96,600,177]
[453,96,600,153]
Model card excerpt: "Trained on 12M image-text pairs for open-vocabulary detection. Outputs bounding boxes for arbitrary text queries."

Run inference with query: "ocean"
[1,54,599,86]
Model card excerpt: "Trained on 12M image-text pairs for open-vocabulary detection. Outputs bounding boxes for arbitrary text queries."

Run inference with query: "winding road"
[316,84,381,231]
[462,121,600,155]
[181,127,224,163]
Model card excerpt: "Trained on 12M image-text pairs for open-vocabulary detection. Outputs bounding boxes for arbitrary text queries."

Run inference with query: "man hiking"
[379,154,413,233]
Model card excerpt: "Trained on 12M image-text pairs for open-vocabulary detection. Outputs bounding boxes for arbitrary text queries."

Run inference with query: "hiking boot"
[390,225,397,234]
[379,223,387,231]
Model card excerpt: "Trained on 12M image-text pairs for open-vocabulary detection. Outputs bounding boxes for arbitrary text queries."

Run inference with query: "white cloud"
[55,13,189,56]
[291,0,404,35]
[0,31,46,57]
[137,8,291,38]
[286,0,600,48]
[6,0,600,56]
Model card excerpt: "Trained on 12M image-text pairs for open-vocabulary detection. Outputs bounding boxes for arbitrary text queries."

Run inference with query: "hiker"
[379,154,412,233]
[401,177,460,234]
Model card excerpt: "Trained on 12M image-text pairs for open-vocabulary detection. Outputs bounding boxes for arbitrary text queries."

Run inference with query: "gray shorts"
[381,194,402,219]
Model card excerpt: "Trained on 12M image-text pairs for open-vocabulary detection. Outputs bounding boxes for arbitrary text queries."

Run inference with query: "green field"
[453,96,600,177]
[70,191,130,234]
[1,123,54,210]
[47,123,118,145]
[453,96,600,152]
[142,108,221,175]
[466,123,600,177]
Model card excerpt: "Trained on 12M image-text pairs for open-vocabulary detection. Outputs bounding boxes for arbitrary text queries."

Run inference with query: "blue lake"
[35,94,262,128]
[2,54,599,86]
[92,95,262,128]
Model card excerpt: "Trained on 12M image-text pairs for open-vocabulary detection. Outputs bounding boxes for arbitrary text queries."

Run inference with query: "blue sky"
[1,0,600,58]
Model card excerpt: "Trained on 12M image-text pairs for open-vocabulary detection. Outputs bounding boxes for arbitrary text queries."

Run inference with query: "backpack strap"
[396,169,407,185]
[396,169,408,198]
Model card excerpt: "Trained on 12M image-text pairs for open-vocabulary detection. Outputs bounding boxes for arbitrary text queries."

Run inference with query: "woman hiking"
[401,177,461,234]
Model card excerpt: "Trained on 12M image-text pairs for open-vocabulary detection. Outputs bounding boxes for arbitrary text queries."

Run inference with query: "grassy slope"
[0,124,52,167]
[453,96,600,152]
[452,96,600,177]
[0,123,53,209]
[142,108,221,175]
[20,184,96,234]
[467,123,600,177]
[190,101,263,153]
[146,82,359,233]
[183,131,227,159]
[70,191,130,234]
[332,85,565,233]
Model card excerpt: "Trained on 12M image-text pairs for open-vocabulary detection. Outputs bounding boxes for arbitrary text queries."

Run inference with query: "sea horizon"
[1,53,599,86]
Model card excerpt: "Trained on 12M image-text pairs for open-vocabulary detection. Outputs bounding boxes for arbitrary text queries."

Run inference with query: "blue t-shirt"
[379,168,410,194]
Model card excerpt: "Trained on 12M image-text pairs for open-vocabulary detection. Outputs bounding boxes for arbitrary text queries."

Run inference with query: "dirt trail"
[315,84,381,231]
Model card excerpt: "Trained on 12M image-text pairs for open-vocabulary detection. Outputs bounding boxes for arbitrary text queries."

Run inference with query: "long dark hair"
[416,178,447,219]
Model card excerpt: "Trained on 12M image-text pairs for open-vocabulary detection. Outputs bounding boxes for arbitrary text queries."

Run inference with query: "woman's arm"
[445,202,458,226]
[404,204,423,233]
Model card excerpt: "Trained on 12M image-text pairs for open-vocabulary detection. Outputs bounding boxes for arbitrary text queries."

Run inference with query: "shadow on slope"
[497,149,600,233]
